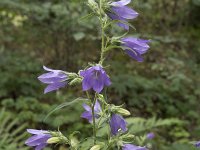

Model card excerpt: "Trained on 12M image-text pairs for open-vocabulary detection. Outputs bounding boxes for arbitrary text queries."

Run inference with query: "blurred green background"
[0,0,200,149]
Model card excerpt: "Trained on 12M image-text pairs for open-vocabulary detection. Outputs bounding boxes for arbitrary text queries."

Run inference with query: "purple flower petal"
[111,0,131,7]
[81,111,93,123]
[43,66,55,72]
[108,13,129,30]
[121,37,150,62]
[146,132,155,139]
[195,141,200,147]
[82,74,93,91]
[122,37,150,54]
[44,82,66,94]
[82,104,91,112]
[93,76,104,93]
[81,100,102,123]
[36,143,48,150]
[110,114,127,136]
[112,6,138,19]
[102,72,112,86]
[38,66,68,94]
[123,144,148,150]
[27,129,47,135]
[26,134,51,146]
[25,129,51,150]
[94,100,102,112]
[125,49,144,62]
[38,72,56,79]
[80,65,111,93]
[38,77,66,84]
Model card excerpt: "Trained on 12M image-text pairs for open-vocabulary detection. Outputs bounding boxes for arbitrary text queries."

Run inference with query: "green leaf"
[44,98,88,121]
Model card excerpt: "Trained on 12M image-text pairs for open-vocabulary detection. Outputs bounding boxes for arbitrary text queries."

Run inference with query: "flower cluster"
[108,0,138,30]
[122,144,147,150]
[24,0,163,150]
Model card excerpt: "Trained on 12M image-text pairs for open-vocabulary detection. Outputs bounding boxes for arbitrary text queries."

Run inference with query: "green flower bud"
[122,134,135,141]
[69,78,82,86]
[88,0,96,5]
[70,137,79,149]
[47,137,60,144]
[88,0,98,8]
[68,73,78,79]
[90,145,101,150]
[116,108,131,116]
[87,0,99,13]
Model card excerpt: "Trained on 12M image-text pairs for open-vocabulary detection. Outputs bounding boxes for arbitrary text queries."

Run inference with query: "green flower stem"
[86,91,97,144]
[99,0,106,65]
[92,96,97,144]
[97,110,106,128]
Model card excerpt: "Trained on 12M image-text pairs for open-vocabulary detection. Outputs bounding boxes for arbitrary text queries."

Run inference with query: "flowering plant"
[25,0,156,149]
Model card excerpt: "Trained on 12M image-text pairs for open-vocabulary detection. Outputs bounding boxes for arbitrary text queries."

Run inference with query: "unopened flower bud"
[88,0,96,5]
[47,137,60,144]
[97,94,104,100]
[90,145,101,150]
[123,134,135,140]
[116,108,131,116]
[88,0,98,8]
[68,73,78,79]
[69,78,82,86]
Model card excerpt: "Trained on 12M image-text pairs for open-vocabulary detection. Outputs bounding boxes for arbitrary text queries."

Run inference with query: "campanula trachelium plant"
[24,0,199,150]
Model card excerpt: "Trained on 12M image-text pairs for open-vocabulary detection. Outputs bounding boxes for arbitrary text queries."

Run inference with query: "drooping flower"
[80,65,111,93]
[38,66,67,94]
[121,37,150,62]
[122,144,148,150]
[146,132,155,139]
[25,129,51,150]
[109,114,127,136]
[195,141,200,148]
[81,100,102,123]
[108,0,139,30]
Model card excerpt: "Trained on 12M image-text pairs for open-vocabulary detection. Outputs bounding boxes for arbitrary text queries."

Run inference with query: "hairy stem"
[92,97,97,144]
[86,91,96,144]
[99,0,106,65]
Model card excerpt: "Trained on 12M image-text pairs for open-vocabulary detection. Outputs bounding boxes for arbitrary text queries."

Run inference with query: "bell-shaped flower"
[146,132,155,139]
[38,66,67,94]
[122,144,148,150]
[81,100,102,123]
[25,129,51,150]
[80,65,111,93]
[195,141,200,148]
[108,0,138,30]
[109,114,127,136]
[121,37,150,62]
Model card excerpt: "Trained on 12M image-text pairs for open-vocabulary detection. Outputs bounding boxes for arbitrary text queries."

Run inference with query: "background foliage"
[0,0,200,149]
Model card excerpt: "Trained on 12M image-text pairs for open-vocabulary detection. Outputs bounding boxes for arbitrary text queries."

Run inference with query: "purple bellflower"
[121,37,150,62]
[146,132,155,139]
[25,129,51,150]
[81,100,102,123]
[195,141,200,148]
[108,0,139,30]
[109,114,127,136]
[122,144,148,150]
[38,66,67,94]
[80,65,111,93]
